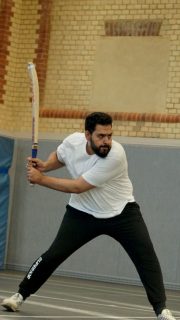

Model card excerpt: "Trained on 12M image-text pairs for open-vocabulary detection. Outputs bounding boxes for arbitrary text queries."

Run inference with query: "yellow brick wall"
[0,0,40,133]
[4,0,40,132]
[1,0,180,139]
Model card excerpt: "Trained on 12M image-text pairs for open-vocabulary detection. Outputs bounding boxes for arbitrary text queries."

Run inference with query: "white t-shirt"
[57,132,135,218]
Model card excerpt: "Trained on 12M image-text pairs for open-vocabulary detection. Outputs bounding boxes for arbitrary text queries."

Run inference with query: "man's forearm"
[37,175,81,193]
[28,164,95,193]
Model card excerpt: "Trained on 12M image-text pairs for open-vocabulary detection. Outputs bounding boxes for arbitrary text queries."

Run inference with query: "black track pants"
[19,202,166,313]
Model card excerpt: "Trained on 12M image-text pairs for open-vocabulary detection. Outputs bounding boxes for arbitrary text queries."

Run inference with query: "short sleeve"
[82,155,125,187]
[56,143,65,164]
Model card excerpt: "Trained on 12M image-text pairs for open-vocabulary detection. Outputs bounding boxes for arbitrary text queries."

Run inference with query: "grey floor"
[0,270,179,319]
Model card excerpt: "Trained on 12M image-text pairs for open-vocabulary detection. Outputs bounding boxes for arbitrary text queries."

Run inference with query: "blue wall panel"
[0,137,14,269]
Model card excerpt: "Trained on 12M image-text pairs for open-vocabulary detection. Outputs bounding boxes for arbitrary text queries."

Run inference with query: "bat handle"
[30,144,38,186]
[32,144,38,158]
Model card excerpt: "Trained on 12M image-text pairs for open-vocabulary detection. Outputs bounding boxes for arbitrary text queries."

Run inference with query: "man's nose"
[103,136,109,144]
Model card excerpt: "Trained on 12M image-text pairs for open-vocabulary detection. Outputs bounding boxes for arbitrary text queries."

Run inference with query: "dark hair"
[85,112,112,133]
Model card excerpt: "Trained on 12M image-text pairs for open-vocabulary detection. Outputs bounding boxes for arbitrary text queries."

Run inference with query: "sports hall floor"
[0,270,179,320]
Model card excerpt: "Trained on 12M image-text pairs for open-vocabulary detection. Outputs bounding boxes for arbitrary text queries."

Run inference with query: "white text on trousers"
[27,257,42,279]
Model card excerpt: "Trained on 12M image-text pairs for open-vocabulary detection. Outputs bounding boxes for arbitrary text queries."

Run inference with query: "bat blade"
[27,62,39,159]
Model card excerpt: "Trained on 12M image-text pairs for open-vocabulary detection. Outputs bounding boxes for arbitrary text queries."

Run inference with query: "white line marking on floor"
[31,293,153,313]
[0,316,161,319]
[0,298,137,319]
[0,293,153,316]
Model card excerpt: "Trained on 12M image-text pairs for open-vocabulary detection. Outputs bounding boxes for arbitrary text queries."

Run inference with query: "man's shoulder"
[112,140,125,154]
[106,140,126,163]
[63,132,85,144]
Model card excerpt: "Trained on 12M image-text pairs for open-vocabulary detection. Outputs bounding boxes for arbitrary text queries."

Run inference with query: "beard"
[90,138,111,158]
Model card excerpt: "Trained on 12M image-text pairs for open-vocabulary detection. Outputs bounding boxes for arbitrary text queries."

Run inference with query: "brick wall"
[0,0,39,132]
[0,0,180,139]
[0,0,14,131]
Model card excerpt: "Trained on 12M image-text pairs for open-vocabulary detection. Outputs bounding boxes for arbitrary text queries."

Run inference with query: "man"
[1,112,176,319]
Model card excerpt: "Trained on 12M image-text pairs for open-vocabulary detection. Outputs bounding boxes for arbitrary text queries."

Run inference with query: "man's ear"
[85,130,91,141]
